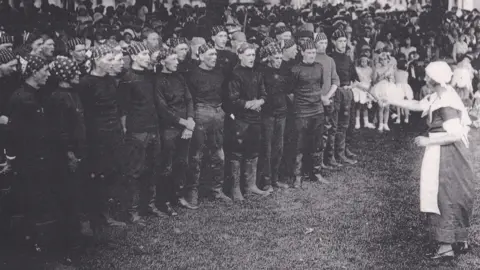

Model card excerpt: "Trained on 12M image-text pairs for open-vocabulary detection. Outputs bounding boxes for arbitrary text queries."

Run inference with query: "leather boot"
[338,155,358,165]
[158,202,178,216]
[178,197,199,210]
[187,189,199,207]
[244,158,269,196]
[103,212,127,227]
[147,203,164,218]
[345,148,357,158]
[326,158,343,168]
[230,159,244,201]
[130,211,146,226]
[212,188,232,202]
[293,176,302,189]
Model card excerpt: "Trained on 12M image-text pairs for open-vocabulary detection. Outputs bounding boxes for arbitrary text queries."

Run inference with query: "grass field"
[3,119,480,270]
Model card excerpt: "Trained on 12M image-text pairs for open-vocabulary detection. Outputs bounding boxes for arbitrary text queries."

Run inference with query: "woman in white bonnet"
[389,61,475,260]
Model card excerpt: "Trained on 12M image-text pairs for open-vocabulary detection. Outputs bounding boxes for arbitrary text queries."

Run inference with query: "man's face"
[71,44,86,63]
[175,43,189,61]
[96,53,114,73]
[333,37,347,53]
[41,39,55,57]
[239,48,256,68]
[316,39,328,54]
[200,48,217,69]
[212,31,228,49]
[162,54,179,72]
[70,74,80,84]
[132,50,150,69]
[298,37,310,46]
[34,66,50,85]
[31,38,44,54]
[146,32,160,49]
[283,45,297,60]
[110,53,124,75]
[301,48,316,63]
[268,53,282,69]
[0,59,18,76]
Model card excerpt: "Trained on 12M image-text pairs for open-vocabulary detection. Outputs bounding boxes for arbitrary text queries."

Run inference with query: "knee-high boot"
[229,159,244,201]
[244,158,269,196]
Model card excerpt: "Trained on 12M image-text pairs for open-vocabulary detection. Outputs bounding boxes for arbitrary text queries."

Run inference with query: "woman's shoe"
[425,246,455,260]
[453,242,472,255]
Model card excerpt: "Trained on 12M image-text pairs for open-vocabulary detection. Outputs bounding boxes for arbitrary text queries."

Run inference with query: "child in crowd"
[352,53,375,129]
[393,59,414,124]
[371,51,399,132]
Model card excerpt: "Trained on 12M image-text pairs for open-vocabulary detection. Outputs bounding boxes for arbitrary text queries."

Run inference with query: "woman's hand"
[414,136,430,147]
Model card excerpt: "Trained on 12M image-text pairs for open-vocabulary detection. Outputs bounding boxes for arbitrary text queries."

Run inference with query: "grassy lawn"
[3,120,480,269]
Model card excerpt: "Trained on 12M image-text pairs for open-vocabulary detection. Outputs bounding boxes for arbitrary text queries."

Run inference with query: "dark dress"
[427,106,475,244]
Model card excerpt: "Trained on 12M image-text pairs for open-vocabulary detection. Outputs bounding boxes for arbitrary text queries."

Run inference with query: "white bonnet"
[425,61,453,87]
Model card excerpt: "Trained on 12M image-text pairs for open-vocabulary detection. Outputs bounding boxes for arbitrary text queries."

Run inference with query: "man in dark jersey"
[187,43,231,205]
[327,29,358,166]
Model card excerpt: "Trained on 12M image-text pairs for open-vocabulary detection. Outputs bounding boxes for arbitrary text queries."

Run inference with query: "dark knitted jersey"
[227,65,267,124]
[291,62,324,117]
[78,74,123,137]
[331,51,358,86]
[187,66,224,107]
[49,86,86,158]
[118,69,159,133]
[154,72,194,128]
[258,64,291,117]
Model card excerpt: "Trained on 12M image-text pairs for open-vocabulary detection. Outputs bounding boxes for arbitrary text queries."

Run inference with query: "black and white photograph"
[1,0,480,268]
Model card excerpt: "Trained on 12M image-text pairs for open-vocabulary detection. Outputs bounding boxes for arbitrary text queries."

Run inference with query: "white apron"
[419,88,471,215]
[419,132,443,215]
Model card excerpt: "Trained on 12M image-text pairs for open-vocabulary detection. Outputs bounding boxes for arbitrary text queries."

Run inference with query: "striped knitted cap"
[198,43,215,55]
[300,40,316,51]
[263,43,282,57]
[50,56,80,82]
[331,29,347,40]
[156,47,176,61]
[274,26,290,36]
[282,39,296,49]
[0,49,16,64]
[19,54,49,78]
[261,37,276,47]
[0,35,14,45]
[89,45,114,59]
[166,37,188,48]
[127,42,149,56]
[236,43,256,55]
[211,25,227,36]
[314,32,328,43]
[67,38,85,51]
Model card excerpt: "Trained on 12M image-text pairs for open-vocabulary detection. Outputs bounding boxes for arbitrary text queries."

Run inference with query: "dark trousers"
[325,87,353,162]
[124,132,161,213]
[225,119,261,161]
[259,115,286,187]
[159,127,190,203]
[13,156,78,251]
[189,104,225,193]
[280,106,296,180]
[294,113,324,177]
[85,129,125,227]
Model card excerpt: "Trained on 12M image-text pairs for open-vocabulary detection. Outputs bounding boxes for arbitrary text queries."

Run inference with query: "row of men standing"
[0,25,359,255]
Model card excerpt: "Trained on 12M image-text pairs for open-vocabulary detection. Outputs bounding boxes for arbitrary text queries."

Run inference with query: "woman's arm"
[426,133,463,146]
[389,99,426,111]
[452,43,457,62]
